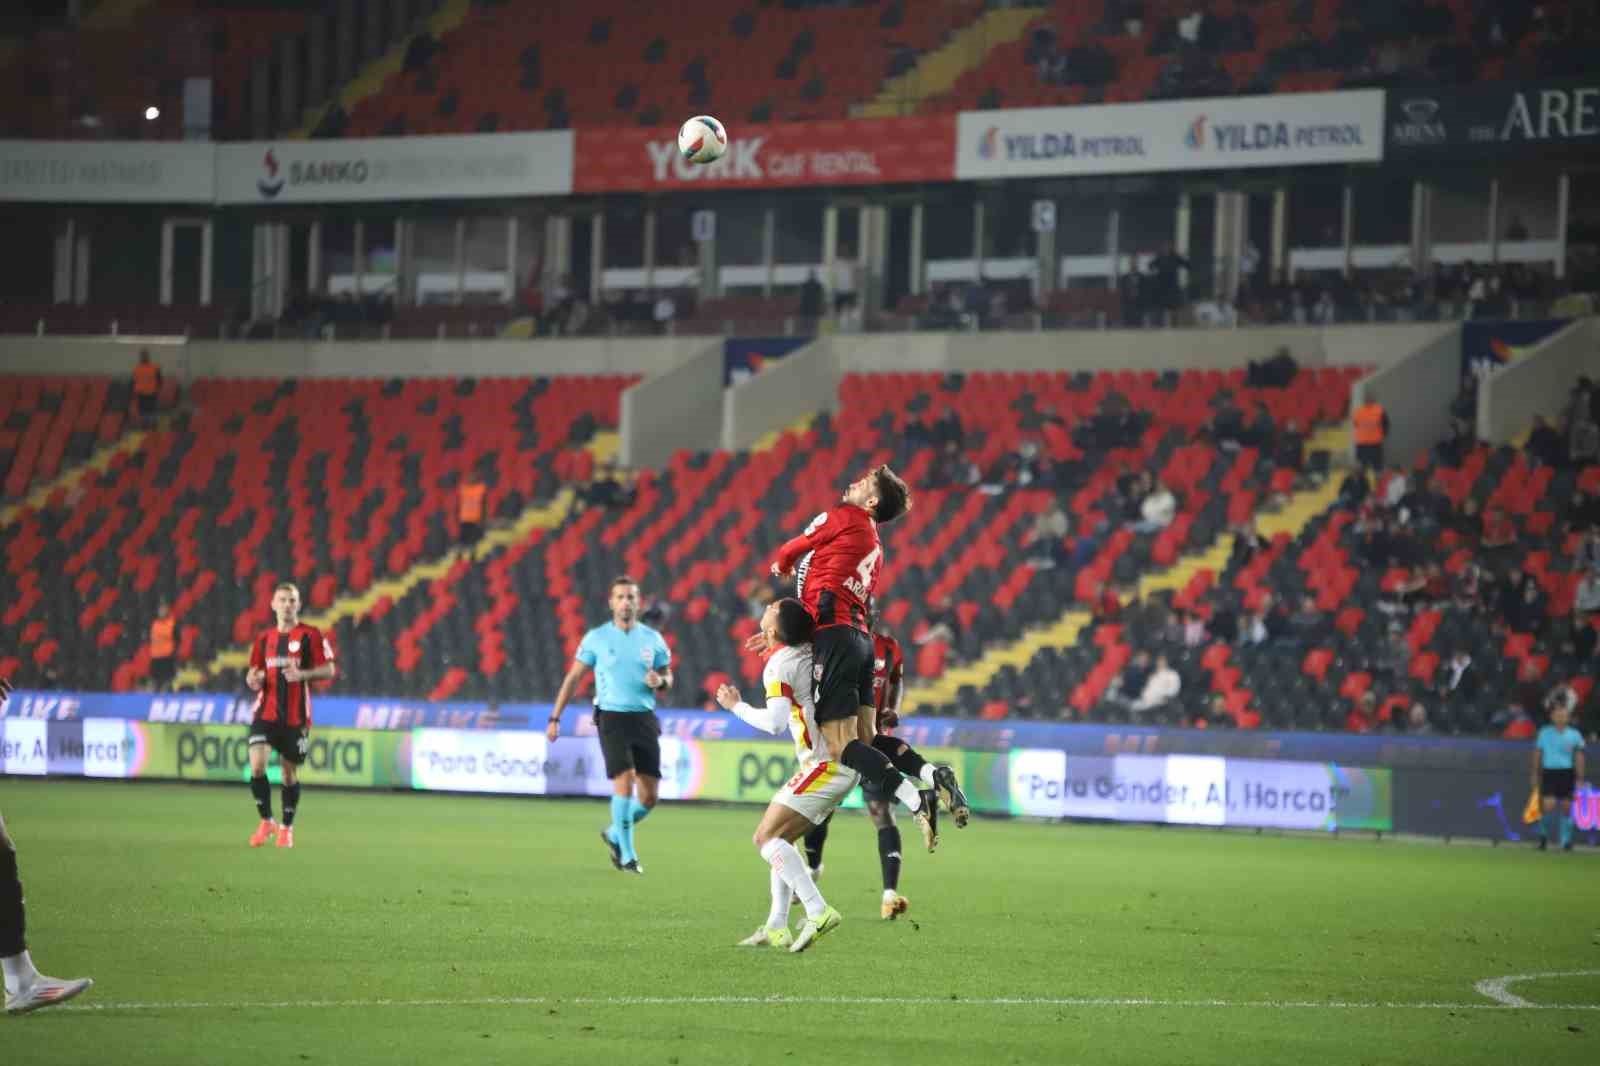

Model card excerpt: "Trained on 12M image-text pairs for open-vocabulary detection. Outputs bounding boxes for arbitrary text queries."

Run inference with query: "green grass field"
[2,779,1596,1065]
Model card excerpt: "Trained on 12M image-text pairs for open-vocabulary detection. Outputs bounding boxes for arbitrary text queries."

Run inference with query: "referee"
[546,576,673,875]
[1532,703,1586,851]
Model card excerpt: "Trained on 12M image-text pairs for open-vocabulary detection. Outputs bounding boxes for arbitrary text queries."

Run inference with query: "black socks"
[803,813,831,871]
[250,775,273,821]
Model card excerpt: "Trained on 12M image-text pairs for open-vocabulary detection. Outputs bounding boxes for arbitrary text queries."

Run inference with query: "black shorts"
[149,656,175,687]
[248,718,309,766]
[460,521,483,545]
[812,625,874,724]
[136,392,156,415]
[1355,443,1383,470]
[595,710,661,779]
[1542,768,1576,801]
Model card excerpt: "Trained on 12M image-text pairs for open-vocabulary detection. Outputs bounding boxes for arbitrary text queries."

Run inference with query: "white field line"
[1473,970,1600,1008]
[50,992,1600,1014]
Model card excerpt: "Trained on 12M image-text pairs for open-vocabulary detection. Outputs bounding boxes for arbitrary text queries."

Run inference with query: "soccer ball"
[677,115,728,165]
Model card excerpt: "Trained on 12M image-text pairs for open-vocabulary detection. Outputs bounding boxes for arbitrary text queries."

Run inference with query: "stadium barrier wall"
[1477,317,1599,444]
[834,323,1452,375]
[720,339,839,451]
[0,336,714,380]
[4,696,1591,842]
[1350,324,1462,468]
[618,342,725,468]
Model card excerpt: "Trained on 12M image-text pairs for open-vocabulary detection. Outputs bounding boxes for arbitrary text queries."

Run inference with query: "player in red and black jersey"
[799,616,970,918]
[768,468,967,854]
[244,582,336,850]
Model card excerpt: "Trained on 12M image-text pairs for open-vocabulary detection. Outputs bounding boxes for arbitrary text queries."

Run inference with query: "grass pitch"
[2,779,1596,1065]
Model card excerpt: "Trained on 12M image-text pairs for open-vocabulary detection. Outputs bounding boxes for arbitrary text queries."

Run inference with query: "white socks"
[766,868,793,929]
[919,764,938,788]
[760,838,826,920]
[2,950,38,996]
[894,779,924,812]
[882,888,899,903]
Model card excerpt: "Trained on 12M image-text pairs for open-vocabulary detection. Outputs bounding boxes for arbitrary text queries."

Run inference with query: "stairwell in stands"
[293,0,472,137]
[852,4,1045,118]
[0,419,169,530]
[902,424,1353,714]
[170,430,618,689]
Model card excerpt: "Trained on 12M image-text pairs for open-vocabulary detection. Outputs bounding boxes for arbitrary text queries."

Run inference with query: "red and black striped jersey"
[249,623,333,729]
[775,503,880,633]
[872,633,904,722]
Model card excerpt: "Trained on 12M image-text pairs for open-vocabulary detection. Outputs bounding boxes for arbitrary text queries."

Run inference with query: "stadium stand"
[0,0,310,140]
[1070,377,1600,735]
[919,0,1592,114]
[0,372,632,693]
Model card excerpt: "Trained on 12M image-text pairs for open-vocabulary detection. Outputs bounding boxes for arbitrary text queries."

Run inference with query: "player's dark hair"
[871,465,911,524]
[774,598,815,646]
[611,575,639,591]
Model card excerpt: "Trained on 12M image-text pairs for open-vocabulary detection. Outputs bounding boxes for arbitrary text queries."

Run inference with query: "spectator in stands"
[1574,563,1600,614]
[1024,503,1071,569]
[1435,415,1476,468]
[1404,702,1435,736]
[1273,420,1306,478]
[1380,468,1408,511]
[132,349,161,423]
[1500,698,1538,740]
[1545,681,1580,720]
[1503,575,1547,636]
[1570,413,1600,467]
[799,271,823,326]
[1144,243,1189,326]
[457,473,488,558]
[1480,505,1517,553]
[1091,582,1122,621]
[1352,398,1388,472]
[1454,561,1486,610]
[1130,655,1181,717]
[148,601,176,693]
[1180,609,1210,648]
[1131,480,1177,533]
[1527,415,1567,468]
[831,246,859,327]
[1437,649,1479,705]
[651,292,677,335]
[916,598,960,647]
[926,441,979,490]
[1576,527,1600,572]
[1228,520,1265,569]
[1109,650,1153,708]
[1347,691,1379,734]
[1287,595,1327,645]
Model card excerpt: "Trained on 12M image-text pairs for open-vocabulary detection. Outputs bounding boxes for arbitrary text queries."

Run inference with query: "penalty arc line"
[55,993,1600,1014]
[1474,971,1600,1008]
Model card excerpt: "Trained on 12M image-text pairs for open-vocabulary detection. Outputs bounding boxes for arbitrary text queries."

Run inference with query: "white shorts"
[775,760,861,825]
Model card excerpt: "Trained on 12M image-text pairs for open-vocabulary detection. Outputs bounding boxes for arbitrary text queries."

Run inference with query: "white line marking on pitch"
[1474,971,1600,1008]
[54,993,1600,1014]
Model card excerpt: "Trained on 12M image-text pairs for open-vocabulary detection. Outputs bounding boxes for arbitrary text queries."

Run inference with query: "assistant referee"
[546,575,673,875]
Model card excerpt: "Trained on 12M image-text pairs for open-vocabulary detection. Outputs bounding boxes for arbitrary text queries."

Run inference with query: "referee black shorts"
[594,710,662,780]
[1542,768,1576,801]
[812,625,874,724]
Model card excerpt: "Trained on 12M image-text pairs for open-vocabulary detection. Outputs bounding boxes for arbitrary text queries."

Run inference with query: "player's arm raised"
[771,510,841,578]
[714,683,789,736]
[546,659,591,741]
